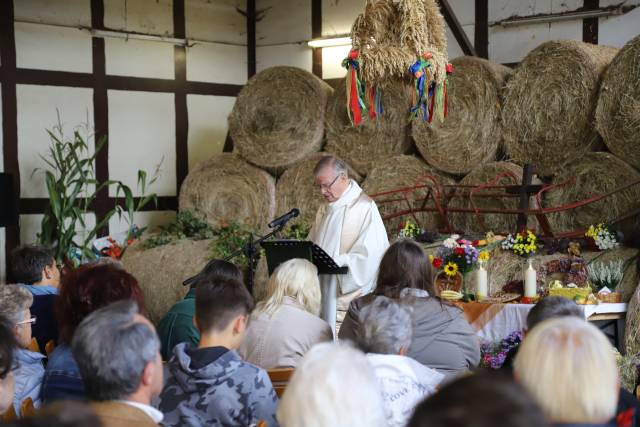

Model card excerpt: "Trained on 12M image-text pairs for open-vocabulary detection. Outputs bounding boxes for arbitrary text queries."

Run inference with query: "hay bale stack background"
[596,35,640,170]
[362,154,455,234]
[276,152,363,228]
[325,79,412,176]
[229,66,332,174]
[413,56,512,175]
[121,239,214,324]
[179,153,276,231]
[625,282,640,359]
[501,40,618,176]
[546,152,640,234]
[449,161,528,234]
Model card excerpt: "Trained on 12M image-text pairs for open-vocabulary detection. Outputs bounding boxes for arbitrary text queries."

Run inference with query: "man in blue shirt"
[9,245,60,353]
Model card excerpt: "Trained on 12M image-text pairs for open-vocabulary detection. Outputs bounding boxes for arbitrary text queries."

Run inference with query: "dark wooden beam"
[583,0,599,44]
[19,197,179,215]
[174,0,189,196]
[439,0,476,56]
[1,0,20,262]
[311,0,323,78]
[247,0,257,77]
[474,0,489,58]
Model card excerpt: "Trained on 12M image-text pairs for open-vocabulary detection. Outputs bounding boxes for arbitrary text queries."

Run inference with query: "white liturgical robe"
[309,180,389,333]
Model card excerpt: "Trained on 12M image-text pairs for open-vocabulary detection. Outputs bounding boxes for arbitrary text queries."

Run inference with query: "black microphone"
[268,208,300,229]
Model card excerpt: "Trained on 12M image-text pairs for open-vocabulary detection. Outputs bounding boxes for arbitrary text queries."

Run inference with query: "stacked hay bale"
[413,56,512,176]
[325,79,412,176]
[178,153,276,232]
[596,35,640,171]
[501,40,618,177]
[229,66,333,175]
[545,152,640,234]
[362,155,456,235]
[448,161,530,234]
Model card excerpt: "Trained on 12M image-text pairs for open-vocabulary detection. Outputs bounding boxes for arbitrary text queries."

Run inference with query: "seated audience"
[514,317,619,427]
[500,296,583,372]
[408,371,548,427]
[0,315,18,416]
[42,264,145,402]
[72,300,163,427]
[0,285,45,416]
[158,276,279,427]
[340,239,480,377]
[239,258,332,368]
[9,245,60,352]
[157,259,241,360]
[501,296,637,427]
[357,296,444,427]
[277,342,387,427]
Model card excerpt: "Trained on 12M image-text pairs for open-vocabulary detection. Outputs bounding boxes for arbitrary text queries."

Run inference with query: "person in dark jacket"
[158,275,279,427]
[339,240,480,378]
[157,260,241,360]
[9,245,60,353]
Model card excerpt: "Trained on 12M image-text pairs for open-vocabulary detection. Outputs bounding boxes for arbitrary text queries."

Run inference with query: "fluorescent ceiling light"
[89,28,189,46]
[307,36,352,48]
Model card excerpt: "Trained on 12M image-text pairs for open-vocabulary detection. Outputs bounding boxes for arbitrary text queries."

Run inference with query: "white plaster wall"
[14,0,91,27]
[187,94,236,169]
[186,0,246,44]
[19,213,96,246]
[105,0,174,36]
[107,90,176,197]
[257,45,312,73]
[187,42,247,84]
[105,38,175,79]
[14,22,93,73]
[599,5,640,48]
[16,85,95,199]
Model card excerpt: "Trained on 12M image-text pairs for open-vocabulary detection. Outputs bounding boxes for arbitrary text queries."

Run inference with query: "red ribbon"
[350,69,361,125]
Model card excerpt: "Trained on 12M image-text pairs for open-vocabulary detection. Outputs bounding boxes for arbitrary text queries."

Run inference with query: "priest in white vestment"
[308,156,389,333]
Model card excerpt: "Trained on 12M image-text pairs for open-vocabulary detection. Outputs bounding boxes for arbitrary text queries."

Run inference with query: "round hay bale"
[229,66,333,174]
[413,56,512,175]
[501,40,618,176]
[179,153,276,231]
[596,35,640,171]
[625,281,640,358]
[546,152,640,234]
[325,79,412,176]
[276,152,363,229]
[121,238,214,324]
[362,154,456,235]
[449,161,531,234]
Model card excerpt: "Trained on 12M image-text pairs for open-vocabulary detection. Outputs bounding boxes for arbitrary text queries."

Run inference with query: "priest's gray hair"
[356,295,413,355]
[71,300,160,401]
[313,155,348,178]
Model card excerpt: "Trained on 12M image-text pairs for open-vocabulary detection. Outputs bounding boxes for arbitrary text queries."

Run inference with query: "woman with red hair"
[42,263,144,402]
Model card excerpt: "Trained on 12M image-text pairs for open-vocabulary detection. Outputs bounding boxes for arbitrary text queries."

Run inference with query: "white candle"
[476,261,488,300]
[524,259,537,297]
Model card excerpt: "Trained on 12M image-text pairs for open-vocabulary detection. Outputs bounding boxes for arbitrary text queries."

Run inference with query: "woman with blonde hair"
[240,258,333,368]
[514,316,619,426]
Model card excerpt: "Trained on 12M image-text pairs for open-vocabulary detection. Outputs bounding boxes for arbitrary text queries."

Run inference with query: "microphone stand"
[182,221,286,295]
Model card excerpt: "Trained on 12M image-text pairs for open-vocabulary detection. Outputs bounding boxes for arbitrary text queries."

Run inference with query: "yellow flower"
[443,262,459,277]
[479,251,490,262]
[428,254,434,262]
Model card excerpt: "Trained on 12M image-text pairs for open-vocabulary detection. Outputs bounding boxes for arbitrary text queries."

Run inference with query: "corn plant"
[35,115,157,266]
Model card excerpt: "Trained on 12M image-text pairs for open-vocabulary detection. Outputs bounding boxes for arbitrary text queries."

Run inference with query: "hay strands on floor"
[370,166,640,238]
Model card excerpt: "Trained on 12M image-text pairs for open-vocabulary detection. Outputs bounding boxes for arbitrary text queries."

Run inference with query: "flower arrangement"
[398,220,423,239]
[481,331,523,369]
[585,223,619,250]
[587,260,624,292]
[501,230,538,257]
[430,235,487,276]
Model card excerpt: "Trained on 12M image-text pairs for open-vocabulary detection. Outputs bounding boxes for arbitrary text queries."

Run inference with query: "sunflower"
[443,262,459,277]
[478,251,490,262]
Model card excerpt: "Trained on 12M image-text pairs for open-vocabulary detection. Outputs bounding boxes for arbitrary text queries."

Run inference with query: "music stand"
[261,240,348,276]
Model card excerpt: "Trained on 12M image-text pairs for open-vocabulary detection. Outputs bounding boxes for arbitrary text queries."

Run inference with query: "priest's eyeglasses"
[16,316,37,326]
[317,173,343,191]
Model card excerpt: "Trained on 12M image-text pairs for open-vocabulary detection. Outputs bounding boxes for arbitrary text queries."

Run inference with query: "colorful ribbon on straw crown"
[409,52,453,123]
[342,49,384,126]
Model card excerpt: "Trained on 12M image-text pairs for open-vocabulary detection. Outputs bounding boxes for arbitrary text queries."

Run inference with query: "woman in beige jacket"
[240,258,333,369]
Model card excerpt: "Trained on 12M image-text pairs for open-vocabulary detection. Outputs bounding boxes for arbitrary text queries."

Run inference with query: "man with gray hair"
[71,300,164,427]
[309,155,389,333]
[357,296,444,427]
